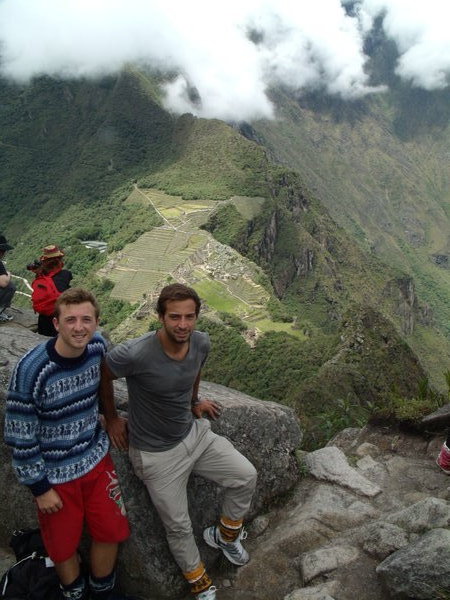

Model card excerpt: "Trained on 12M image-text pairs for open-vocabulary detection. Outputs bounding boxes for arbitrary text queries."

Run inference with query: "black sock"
[60,573,87,600]
[89,570,116,599]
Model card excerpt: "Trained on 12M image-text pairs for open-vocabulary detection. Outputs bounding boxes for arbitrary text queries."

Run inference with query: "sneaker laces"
[197,585,217,599]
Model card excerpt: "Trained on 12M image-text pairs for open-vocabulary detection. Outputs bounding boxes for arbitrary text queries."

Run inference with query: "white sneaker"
[196,586,217,599]
[0,312,13,322]
[203,526,249,566]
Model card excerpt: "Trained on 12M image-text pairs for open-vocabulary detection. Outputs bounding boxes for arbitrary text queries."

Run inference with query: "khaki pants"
[129,418,257,572]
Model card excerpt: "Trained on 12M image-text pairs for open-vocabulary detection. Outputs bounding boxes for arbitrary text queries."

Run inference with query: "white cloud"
[0,0,448,121]
[357,0,450,89]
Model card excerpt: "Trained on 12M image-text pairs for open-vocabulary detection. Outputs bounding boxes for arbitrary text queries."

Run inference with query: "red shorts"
[38,454,130,563]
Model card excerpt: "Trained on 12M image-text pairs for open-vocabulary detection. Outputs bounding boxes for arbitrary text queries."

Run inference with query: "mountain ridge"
[0,68,446,446]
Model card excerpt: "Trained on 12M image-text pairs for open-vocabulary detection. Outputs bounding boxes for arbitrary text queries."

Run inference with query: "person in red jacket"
[33,245,73,336]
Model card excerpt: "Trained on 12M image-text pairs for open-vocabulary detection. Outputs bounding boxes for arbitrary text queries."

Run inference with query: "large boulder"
[376,528,450,599]
[0,327,302,599]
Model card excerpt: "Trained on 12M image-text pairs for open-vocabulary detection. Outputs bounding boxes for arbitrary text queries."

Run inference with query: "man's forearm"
[99,360,129,450]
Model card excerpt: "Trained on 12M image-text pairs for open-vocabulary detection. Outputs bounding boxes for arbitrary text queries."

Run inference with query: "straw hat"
[40,245,65,261]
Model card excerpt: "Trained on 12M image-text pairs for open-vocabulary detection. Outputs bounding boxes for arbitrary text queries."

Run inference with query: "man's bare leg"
[55,553,80,585]
[90,541,119,578]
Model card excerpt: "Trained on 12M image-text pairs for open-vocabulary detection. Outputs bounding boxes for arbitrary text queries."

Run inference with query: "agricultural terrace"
[105,187,303,337]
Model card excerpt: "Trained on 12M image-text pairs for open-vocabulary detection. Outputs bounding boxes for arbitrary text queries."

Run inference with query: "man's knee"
[245,463,257,490]
[230,458,257,491]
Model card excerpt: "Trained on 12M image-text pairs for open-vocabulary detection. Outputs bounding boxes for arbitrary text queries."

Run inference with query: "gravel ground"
[0,546,16,582]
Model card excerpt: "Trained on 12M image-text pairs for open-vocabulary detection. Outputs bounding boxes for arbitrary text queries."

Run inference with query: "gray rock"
[356,455,387,479]
[327,428,362,453]
[355,442,381,458]
[304,446,382,497]
[420,402,450,431]
[0,308,37,332]
[284,581,338,600]
[275,485,379,555]
[297,485,379,533]
[200,380,303,508]
[360,522,409,559]
[247,515,270,538]
[385,497,450,533]
[288,596,335,600]
[0,326,45,388]
[376,528,450,599]
[0,327,302,599]
[300,545,360,583]
[0,547,15,577]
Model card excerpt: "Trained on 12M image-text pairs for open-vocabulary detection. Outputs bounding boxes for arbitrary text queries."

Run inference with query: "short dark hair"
[54,287,100,319]
[156,283,201,317]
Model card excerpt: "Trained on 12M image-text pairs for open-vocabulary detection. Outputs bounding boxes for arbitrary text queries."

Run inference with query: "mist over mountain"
[0,0,449,121]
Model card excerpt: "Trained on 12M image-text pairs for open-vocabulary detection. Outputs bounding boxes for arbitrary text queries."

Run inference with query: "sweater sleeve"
[4,360,52,497]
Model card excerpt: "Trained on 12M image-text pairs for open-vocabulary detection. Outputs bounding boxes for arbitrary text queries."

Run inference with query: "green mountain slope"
[249,87,450,387]
[0,69,441,447]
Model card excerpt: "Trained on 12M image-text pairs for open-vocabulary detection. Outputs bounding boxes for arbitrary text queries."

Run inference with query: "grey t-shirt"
[106,330,210,451]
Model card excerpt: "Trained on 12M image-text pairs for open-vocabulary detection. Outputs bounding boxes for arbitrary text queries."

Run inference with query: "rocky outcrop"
[0,307,37,335]
[383,276,433,335]
[296,306,427,426]
[303,446,381,497]
[431,254,448,268]
[0,327,302,599]
[376,528,450,599]
[214,426,450,600]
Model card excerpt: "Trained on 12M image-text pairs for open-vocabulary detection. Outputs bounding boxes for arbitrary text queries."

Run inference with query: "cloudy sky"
[0,0,448,121]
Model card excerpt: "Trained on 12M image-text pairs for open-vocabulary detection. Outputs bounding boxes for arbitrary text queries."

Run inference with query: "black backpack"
[0,528,61,599]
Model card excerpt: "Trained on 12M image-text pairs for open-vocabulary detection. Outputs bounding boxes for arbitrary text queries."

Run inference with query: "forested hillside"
[0,67,447,447]
[248,27,450,387]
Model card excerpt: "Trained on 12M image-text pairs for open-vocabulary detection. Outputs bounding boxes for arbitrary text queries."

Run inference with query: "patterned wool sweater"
[4,333,110,497]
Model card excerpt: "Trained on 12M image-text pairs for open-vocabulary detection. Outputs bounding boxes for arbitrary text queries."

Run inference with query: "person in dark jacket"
[0,234,16,322]
[35,245,73,336]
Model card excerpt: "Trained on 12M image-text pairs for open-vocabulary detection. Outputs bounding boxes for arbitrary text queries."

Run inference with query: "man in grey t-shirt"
[101,283,257,600]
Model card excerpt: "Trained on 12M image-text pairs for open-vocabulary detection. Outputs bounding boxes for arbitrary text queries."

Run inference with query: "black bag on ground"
[0,528,61,599]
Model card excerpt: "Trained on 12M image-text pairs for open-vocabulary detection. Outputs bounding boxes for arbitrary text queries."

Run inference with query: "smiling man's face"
[159,298,198,345]
[53,301,99,357]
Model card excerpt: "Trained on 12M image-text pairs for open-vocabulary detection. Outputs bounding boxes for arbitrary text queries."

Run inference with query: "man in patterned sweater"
[4,288,135,600]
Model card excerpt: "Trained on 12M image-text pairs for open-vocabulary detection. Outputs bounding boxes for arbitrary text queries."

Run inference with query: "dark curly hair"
[156,283,201,317]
